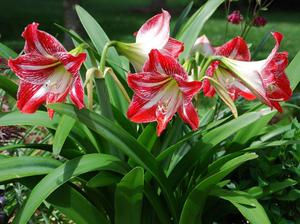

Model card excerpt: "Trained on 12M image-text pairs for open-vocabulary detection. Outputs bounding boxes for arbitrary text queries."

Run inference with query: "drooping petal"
[192,35,214,56]
[127,72,171,100]
[214,36,250,61]
[136,10,170,54]
[54,52,87,76]
[143,49,187,79]
[160,37,184,58]
[127,95,157,123]
[70,75,85,109]
[8,53,59,84]
[177,101,199,130]
[17,81,48,113]
[22,23,66,56]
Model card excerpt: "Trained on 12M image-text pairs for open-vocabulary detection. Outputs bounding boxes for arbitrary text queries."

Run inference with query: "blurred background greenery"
[0,0,300,61]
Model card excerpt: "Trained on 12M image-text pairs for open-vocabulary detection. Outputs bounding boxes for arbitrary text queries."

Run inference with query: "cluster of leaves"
[0,0,299,223]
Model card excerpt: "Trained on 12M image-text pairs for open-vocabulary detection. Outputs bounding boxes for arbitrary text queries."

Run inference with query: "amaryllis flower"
[127,49,202,136]
[218,32,292,112]
[8,23,86,118]
[115,10,184,71]
[227,10,243,24]
[193,35,255,101]
[253,16,267,27]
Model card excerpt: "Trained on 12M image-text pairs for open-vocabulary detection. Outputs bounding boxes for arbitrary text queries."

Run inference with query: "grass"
[0,0,299,60]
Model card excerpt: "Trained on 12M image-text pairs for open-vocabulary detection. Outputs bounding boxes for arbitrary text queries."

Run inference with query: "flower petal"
[54,52,87,76]
[177,101,199,130]
[17,81,48,114]
[136,10,170,53]
[127,95,157,123]
[70,75,85,109]
[143,49,187,79]
[192,35,214,56]
[8,53,59,84]
[160,37,184,58]
[22,23,66,56]
[214,36,250,61]
[174,75,202,100]
[127,72,170,100]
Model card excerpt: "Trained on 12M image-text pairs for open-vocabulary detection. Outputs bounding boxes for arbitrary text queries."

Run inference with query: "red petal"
[54,52,86,76]
[174,75,202,100]
[177,102,199,130]
[214,36,250,61]
[127,95,157,123]
[127,72,170,100]
[22,23,66,56]
[8,53,58,84]
[160,37,184,58]
[143,49,187,79]
[136,10,170,52]
[70,75,85,109]
[17,81,48,114]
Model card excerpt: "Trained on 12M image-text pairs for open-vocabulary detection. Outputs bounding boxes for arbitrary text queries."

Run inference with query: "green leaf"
[0,75,18,99]
[0,111,59,129]
[53,115,76,156]
[48,103,178,222]
[179,153,258,224]
[177,0,225,59]
[0,42,18,58]
[115,167,144,224]
[168,110,270,188]
[75,5,128,113]
[47,183,109,224]
[22,178,108,224]
[286,50,300,90]
[210,189,271,224]
[13,153,123,224]
[87,171,122,187]
[248,178,297,198]
[0,157,61,182]
[230,110,276,146]
[172,1,194,36]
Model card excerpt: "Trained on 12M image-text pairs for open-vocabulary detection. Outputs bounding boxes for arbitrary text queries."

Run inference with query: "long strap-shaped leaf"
[13,153,124,224]
[0,156,108,224]
[209,189,271,224]
[286,50,300,90]
[177,0,225,60]
[0,157,61,181]
[48,103,178,222]
[168,110,272,188]
[75,5,128,113]
[115,167,144,224]
[179,153,258,224]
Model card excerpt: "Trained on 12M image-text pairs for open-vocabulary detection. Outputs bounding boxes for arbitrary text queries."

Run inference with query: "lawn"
[1,0,299,60]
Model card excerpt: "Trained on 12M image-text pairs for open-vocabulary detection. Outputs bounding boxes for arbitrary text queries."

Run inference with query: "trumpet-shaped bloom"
[194,35,255,101]
[8,23,86,118]
[115,10,184,71]
[127,49,202,136]
[220,32,292,112]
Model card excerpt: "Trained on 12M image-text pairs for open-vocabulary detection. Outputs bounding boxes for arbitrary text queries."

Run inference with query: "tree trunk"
[63,0,80,50]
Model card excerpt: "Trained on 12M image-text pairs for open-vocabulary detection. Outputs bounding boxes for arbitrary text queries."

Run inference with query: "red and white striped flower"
[194,34,255,101]
[115,10,183,71]
[127,49,202,136]
[220,32,292,112]
[8,23,86,118]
